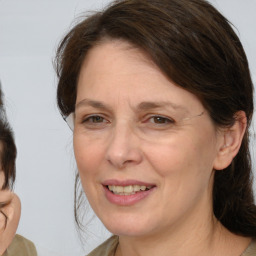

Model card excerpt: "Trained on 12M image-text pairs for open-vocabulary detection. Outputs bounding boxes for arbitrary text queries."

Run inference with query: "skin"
[73,40,250,256]
[0,172,21,255]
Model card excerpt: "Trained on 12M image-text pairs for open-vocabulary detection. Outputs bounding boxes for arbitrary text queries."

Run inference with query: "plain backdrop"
[0,0,255,255]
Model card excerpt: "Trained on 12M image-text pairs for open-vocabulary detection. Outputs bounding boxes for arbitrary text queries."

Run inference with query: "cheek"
[146,144,183,177]
[73,135,104,179]
[143,130,217,180]
[73,135,105,208]
[145,135,217,210]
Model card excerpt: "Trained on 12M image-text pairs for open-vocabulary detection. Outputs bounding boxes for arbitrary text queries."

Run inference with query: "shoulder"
[242,239,256,256]
[87,236,119,256]
[3,234,37,256]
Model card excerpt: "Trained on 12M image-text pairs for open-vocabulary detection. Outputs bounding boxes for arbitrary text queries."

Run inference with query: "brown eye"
[154,117,168,124]
[91,116,104,123]
[149,116,174,124]
[78,114,110,130]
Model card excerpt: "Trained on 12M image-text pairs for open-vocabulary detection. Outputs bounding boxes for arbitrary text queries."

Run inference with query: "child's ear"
[213,111,247,170]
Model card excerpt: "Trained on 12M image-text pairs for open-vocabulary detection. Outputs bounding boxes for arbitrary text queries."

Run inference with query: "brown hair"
[0,84,17,228]
[55,0,255,236]
[0,84,17,191]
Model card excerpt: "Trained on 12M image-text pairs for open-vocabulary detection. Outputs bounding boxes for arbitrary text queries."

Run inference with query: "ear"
[213,111,247,170]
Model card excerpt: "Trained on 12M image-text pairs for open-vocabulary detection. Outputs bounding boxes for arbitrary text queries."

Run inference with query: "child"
[0,84,37,256]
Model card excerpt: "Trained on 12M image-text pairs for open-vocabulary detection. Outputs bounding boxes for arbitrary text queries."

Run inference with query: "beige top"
[87,236,118,256]
[242,239,256,256]
[2,234,37,256]
[87,236,256,256]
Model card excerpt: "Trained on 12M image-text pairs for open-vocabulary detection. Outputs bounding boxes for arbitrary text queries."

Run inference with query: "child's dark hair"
[0,83,17,191]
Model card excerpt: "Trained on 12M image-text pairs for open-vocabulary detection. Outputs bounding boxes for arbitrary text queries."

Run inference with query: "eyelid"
[82,114,109,123]
[142,114,175,124]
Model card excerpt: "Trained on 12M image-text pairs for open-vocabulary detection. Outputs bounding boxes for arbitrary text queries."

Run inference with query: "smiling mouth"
[107,185,154,196]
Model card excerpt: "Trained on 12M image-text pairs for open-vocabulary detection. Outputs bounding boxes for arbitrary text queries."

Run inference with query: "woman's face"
[73,40,224,238]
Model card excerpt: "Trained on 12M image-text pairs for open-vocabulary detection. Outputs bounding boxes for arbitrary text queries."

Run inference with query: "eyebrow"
[137,101,188,113]
[75,99,111,111]
[75,99,188,113]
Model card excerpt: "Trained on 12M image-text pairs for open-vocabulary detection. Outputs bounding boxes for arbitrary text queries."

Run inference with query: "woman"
[55,0,256,255]
[0,85,37,256]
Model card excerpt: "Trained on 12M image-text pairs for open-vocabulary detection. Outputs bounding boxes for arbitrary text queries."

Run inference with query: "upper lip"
[102,179,156,187]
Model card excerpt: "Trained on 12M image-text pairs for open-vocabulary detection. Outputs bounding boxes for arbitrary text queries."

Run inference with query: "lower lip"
[103,186,156,206]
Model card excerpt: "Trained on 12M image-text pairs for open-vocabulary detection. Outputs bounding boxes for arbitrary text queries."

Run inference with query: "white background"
[0,0,255,255]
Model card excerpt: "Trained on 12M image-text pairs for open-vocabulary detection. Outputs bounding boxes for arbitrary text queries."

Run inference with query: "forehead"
[76,40,203,113]
[79,40,157,84]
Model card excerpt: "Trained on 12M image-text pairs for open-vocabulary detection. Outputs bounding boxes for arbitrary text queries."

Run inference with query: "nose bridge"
[106,120,143,168]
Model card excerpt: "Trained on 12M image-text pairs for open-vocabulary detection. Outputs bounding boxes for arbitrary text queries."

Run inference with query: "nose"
[105,123,143,169]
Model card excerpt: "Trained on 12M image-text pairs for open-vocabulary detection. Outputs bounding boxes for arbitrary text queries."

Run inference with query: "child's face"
[0,171,21,255]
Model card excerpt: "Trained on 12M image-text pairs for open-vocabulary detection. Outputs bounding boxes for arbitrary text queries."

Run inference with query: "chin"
[101,215,157,237]
[107,225,150,237]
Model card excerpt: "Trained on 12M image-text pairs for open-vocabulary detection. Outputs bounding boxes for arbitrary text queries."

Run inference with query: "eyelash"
[146,115,175,125]
[82,115,108,124]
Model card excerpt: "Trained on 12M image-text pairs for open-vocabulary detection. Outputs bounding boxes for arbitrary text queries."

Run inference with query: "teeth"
[140,185,146,191]
[124,185,133,193]
[134,185,141,192]
[107,185,152,195]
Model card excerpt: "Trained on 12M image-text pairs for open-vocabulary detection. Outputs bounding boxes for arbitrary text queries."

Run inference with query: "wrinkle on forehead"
[75,98,189,117]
